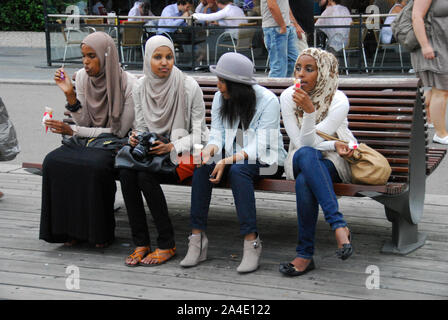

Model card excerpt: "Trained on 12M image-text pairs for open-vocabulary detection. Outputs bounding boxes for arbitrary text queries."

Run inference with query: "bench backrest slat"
[196,77,426,184]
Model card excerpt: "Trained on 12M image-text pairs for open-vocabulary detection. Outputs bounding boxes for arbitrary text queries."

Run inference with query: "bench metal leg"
[382,207,427,255]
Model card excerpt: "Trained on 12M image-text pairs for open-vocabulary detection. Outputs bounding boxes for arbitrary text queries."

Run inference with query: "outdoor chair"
[372,29,404,73]
[120,21,145,64]
[341,21,369,75]
[214,22,257,64]
[84,18,105,31]
[57,19,96,63]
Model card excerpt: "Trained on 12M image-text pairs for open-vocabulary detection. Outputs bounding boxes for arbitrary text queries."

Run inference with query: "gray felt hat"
[209,52,257,85]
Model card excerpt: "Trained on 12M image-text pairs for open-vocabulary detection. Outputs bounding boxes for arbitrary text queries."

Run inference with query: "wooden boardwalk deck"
[0,164,447,300]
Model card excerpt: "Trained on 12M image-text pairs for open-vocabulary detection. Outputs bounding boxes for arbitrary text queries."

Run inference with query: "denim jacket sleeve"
[206,92,225,151]
[242,87,282,162]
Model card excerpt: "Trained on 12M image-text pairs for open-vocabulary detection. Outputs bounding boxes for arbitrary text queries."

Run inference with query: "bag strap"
[315,130,348,144]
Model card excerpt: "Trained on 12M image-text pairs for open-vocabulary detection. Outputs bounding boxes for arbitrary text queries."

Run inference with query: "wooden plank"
[0,284,128,300]
[348,115,414,122]
[348,122,412,130]
[0,249,446,300]
[1,168,448,299]
[349,106,414,113]
[343,90,417,98]
[348,98,416,105]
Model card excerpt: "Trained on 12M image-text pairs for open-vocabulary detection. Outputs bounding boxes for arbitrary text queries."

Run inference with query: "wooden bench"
[23,76,446,255]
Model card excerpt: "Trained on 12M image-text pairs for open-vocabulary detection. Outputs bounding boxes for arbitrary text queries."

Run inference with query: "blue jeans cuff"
[297,253,313,260]
[191,223,206,231]
[331,222,348,231]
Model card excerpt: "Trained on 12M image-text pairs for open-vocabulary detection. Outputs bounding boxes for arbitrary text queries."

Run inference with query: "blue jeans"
[190,161,277,235]
[263,25,299,78]
[293,147,347,259]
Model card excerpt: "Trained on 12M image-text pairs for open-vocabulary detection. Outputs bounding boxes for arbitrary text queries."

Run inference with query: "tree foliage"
[0,0,79,31]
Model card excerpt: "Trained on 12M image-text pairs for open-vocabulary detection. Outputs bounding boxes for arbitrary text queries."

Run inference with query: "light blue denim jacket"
[207,84,287,166]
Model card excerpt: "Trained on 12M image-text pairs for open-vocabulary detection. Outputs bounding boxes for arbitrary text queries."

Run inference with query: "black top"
[289,0,315,34]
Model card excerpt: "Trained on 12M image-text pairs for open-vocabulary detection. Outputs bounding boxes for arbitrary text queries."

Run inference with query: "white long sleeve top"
[280,86,356,182]
[69,69,136,138]
[193,4,247,38]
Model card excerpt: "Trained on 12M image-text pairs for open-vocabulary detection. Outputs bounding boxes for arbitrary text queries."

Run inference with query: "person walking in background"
[411,0,448,144]
[261,0,299,78]
[289,0,315,51]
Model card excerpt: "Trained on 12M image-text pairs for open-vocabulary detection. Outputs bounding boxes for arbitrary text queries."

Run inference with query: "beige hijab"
[140,35,187,136]
[295,48,339,128]
[78,32,127,135]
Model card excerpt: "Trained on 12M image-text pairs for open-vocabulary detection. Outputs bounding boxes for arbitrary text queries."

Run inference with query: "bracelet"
[65,99,82,112]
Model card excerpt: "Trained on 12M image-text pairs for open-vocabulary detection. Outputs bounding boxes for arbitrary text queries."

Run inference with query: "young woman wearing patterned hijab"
[40,32,136,248]
[279,48,355,276]
[120,35,209,267]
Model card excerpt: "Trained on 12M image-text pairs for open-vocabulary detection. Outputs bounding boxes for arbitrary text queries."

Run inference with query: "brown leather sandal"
[125,247,151,267]
[140,247,176,267]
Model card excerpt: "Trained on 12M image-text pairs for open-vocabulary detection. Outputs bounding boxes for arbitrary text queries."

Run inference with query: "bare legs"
[429,88,448,138]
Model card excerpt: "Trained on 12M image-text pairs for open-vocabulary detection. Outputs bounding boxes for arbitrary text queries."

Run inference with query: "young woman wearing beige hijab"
[120,35,208,267]
[279,48,354,276]
[40,32,136,248]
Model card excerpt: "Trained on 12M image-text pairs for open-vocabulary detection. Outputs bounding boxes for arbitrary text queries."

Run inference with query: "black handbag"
[62,133,128,153]
[114,137,178,176]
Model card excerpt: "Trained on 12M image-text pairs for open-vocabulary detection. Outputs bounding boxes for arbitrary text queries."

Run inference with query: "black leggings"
[119,169,178,249]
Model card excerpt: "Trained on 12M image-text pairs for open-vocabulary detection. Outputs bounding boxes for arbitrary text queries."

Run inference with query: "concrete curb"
[0,31,46,48]
[0,79,54,85]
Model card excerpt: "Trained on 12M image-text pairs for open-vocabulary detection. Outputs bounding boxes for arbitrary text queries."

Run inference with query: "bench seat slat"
[343,90,417,98]
[349,106,414,113]
[348,122,412,130]
[351,131,411,138]
[348,115,413,122]
[348,98,416,105]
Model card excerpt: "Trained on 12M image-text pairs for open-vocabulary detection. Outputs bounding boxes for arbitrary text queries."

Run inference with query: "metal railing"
[44,12,411,74]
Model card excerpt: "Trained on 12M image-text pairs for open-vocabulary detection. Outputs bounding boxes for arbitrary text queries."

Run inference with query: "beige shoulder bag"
[316,130,392,185]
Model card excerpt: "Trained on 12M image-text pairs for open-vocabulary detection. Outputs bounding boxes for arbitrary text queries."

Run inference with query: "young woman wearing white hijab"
[121,35,209,267]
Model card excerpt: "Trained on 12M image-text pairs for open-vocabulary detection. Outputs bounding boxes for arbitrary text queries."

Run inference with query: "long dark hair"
[219,78,256,130]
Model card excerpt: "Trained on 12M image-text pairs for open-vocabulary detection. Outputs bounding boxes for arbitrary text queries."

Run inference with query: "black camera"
[131,132,158,161]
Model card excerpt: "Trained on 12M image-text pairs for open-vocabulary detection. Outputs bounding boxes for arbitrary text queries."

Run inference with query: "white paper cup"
[193,143,203,165]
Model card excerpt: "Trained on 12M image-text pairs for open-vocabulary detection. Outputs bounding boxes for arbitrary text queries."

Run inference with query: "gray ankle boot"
[237,235,262,273]
[180,232,208,267]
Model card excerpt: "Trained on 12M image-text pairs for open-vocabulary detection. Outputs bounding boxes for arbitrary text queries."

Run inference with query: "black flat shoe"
[279,259,315,277]
[336,229,353,260]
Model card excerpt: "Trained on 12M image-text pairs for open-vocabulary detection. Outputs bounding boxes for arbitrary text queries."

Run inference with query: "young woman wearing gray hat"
[180,52,287,273]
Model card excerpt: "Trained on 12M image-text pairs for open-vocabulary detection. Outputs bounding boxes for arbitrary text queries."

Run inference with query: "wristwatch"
[65,99,82,112]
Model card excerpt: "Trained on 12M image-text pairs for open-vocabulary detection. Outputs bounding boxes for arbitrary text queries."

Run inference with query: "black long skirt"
[39,144,117,245]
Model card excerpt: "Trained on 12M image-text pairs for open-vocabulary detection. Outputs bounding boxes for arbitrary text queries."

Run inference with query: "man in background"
[261,0,299,77]
[158,0,193,35]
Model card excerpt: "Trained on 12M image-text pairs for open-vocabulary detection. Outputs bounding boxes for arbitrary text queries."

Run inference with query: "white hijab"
[140,35,187,137]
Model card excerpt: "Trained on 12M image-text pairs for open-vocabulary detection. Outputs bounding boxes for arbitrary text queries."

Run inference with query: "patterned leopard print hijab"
[295,48,339,127]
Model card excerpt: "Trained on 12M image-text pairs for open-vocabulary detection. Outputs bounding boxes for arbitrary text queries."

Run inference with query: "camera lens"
[132,145,146,161]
